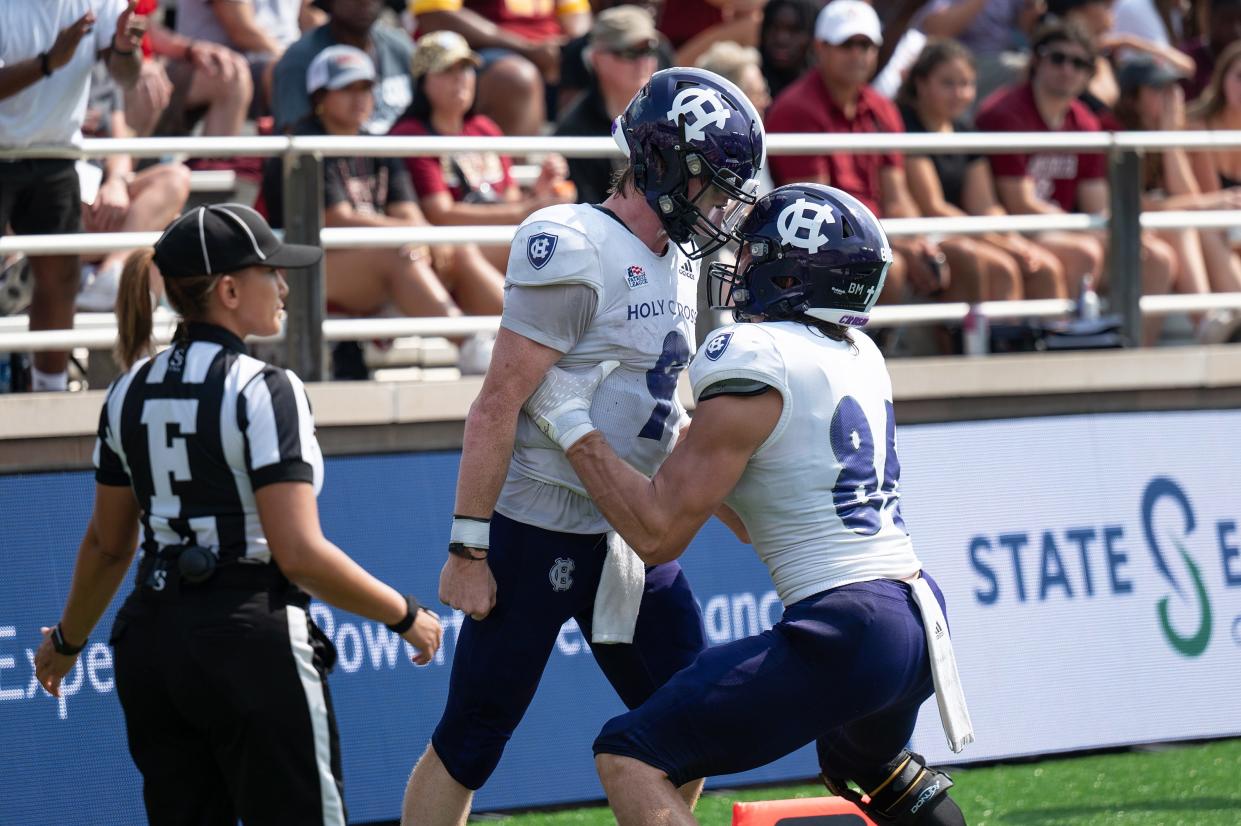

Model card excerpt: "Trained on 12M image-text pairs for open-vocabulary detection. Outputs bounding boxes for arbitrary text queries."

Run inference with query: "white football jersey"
[690,321,921,606]
[498,204,700,534]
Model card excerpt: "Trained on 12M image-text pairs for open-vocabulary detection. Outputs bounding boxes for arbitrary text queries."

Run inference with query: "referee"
[34,204,442,826]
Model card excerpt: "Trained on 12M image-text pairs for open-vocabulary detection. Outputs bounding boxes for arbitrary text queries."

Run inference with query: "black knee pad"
[823,750,964,825]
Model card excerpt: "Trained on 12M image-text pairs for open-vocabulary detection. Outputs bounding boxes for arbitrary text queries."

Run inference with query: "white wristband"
[450,516,490,550]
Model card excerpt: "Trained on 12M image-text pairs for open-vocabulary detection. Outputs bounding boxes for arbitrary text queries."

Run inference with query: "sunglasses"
[1041,49,1093,72]
[837,37,878,52]
[610,44,659,61]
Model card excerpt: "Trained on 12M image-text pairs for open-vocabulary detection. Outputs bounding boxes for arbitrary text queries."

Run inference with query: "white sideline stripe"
[285,605,346,826]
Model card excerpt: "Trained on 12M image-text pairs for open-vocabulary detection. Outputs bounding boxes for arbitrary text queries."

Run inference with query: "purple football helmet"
[612,67,766,259]
[708,183,893,327]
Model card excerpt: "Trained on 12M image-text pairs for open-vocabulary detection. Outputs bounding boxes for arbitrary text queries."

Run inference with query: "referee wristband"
[51,624,86,656]
[450,515,490,552]
[385,594,420,635]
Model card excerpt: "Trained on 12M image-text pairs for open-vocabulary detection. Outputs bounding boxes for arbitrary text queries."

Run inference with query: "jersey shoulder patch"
[506,205,603,293]
[690,323,787,404]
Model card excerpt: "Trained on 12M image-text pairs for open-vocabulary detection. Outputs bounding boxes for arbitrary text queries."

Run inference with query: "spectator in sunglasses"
[978,20,1180,344]
[558,2,674,113]
[554,5,662,204]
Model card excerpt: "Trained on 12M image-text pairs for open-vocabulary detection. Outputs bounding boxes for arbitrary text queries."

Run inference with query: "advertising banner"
[2,410,1238,824]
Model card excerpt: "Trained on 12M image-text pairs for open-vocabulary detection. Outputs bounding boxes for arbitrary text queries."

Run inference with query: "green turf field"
[491,738,1241,825]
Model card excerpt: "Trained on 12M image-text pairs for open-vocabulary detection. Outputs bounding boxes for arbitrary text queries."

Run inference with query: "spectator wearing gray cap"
[1114,55,1241,335]
[271,0,416,135]
[558,2,674,112]
[261,45,505,369]
[554,5,662,205]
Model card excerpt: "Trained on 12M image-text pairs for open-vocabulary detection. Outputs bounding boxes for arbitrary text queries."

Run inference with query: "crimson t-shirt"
[975,83,1105,212]
[765,69,904,216]
[658,0,723,49]
[390,114,515,202]
[465,0,560,41]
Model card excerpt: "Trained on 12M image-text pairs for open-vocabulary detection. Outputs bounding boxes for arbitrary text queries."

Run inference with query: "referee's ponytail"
[115,248,220,369]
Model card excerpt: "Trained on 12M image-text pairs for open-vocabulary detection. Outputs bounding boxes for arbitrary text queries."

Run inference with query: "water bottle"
[963,304,990,357]
[1078,274,1101,322]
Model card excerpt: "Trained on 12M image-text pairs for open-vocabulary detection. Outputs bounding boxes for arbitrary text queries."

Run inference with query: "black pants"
[0,158,80,236]
[111,581,346,826]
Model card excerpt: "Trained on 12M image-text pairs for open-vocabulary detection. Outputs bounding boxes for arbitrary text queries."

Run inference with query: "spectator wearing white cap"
[766,0,950,308]
[261,45,505,371]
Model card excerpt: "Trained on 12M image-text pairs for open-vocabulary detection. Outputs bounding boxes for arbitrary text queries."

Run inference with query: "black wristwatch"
[448,542,488,561]
[38,51,53,77]
[51,624,86,656]
[385,595,420,634]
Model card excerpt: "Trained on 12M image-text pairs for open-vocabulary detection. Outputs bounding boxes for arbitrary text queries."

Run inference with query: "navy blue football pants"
[432,512,707,790]
[594,575,947,787]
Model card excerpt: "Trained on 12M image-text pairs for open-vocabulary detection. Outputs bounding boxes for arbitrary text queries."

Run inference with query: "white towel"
[592,532,645,644]
[909,575,975,753]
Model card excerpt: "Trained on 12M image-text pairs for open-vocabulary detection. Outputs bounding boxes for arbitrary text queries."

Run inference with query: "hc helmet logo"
[704,331,733,361]
[527,232,558,270]
[666,88,729,142]
[549,557,575,592]
[777,199,836,254]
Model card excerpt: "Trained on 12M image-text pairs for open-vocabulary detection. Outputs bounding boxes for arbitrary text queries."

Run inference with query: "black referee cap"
[153,204,323,279]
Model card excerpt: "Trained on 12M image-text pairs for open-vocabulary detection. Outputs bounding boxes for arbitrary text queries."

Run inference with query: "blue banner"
[0,451,811,826]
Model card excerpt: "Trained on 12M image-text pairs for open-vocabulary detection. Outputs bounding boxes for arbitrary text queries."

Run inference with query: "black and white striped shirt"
[94,323,323,563]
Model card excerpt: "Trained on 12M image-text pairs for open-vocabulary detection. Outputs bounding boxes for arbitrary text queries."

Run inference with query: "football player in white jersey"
[400,68,765,825]
[524,183,972,826]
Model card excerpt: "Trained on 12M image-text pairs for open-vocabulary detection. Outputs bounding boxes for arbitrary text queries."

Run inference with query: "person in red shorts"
[410,0,591,134]
[976,20,1180,344]
[766,0,949,306]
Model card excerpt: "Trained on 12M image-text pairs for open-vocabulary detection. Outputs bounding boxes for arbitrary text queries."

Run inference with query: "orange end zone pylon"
[732,795,878,826]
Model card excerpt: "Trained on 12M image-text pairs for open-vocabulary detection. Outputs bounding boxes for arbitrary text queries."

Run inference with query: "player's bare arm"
[440,327,566,619]
[566,389,781,564]
[675,419,751,544]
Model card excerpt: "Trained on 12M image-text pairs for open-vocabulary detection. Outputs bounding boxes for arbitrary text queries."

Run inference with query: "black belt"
[136,547,296,599]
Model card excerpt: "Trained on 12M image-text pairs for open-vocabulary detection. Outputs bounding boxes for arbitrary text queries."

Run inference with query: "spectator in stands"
[1113,0,1188,52]
[411,0,592,134]
[758,0,821,100]
[123,10,255,139]
[1115,55,1241,332]
[977,21,1181,344]
[766,0,949,305]
[899,39,1067,300]
[919,0,1043,107]
[174,0,324,113]
[273,0,415,135]
[1045,0,1194,117]
[1189,41,1241,194]
[558,1,673,113]
[697,41,772,118]
[262,47,504,331]
[554,6,660,204]
[0,1,144,392]
[1182,0,1241,100]
[76,63,192,311]
[672,0,767,66]
[390,31,574,270]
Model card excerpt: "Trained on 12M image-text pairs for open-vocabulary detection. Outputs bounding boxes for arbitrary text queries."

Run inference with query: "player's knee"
[823,750,965,825]
[429,724,506,791]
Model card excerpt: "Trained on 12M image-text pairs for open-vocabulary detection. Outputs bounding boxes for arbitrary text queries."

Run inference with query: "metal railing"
[5,131,1241,376]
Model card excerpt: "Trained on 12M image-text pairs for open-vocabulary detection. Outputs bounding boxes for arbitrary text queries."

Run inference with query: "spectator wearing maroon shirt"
[978,21,1178,343]
[411,0,592,135]
[391,30,573,269]
[899,39,1067,302]
[261,46,503,325]
[1181,0,1241,101]
[766,0,950,304]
